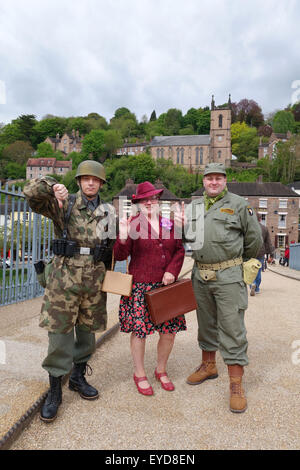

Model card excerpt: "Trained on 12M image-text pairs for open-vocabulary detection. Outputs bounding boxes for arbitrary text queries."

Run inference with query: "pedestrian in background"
[250,214,274,296]
[283,244,290,266]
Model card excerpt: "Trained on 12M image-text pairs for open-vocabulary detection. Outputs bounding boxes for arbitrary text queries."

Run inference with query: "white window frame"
[279,198,288,209]
[259,198,268,208]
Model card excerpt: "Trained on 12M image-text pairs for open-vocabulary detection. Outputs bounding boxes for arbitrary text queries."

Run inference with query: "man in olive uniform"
[186,163,262,413]
[23,161,115,422]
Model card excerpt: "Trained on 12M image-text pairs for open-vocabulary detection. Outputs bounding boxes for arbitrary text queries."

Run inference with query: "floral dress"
[119,282,187,338]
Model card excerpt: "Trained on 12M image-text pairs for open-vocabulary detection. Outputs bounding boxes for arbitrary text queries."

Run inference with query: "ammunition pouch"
[34,259,53,288]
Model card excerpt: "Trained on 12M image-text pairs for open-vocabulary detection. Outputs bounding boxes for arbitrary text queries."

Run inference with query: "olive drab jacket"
[23,176,116,334]
[185,191,263,285]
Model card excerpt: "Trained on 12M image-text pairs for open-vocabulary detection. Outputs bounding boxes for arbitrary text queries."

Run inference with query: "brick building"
[26,158,72,180]
[112,178,179,218]
[149,95,232,173]
[45,129,83,156]
[116,141,149,156]
[192,180,300,249]
[258,131,292,160]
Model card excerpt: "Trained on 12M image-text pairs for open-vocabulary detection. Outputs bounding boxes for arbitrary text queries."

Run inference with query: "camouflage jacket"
[23,176,116,268]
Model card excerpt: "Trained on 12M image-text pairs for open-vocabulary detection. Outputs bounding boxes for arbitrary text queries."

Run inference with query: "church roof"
[149,135,211,147]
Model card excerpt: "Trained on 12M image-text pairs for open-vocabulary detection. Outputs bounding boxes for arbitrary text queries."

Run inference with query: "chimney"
[56,133,60,139]
[72,129,75,137]
[76,130,79,138]
[126,178,134,185]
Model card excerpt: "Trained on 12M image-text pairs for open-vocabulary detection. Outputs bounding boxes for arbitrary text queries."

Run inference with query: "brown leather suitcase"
[145,279,197,325]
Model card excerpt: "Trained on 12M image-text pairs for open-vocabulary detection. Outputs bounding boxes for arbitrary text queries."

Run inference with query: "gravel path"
[11,268,300,450]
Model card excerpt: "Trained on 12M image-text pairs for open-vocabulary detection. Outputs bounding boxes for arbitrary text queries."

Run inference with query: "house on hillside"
[26,158,72,180]
[149,95,232,173]
[45,129,83,156]
[192,180,300,249]
[258,131,292,160]
[116,141,149,156]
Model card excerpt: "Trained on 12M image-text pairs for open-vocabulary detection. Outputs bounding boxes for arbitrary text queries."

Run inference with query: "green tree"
[150,110,157,121]
[35,142,64,160]
[272,110,295,133]
[32,117,67,146]
[164,108,183,135]
[197,109,211,134]
[12,114,38,145]
[2,140,33,165]
[81,129,106,161]
[231,122,259,161]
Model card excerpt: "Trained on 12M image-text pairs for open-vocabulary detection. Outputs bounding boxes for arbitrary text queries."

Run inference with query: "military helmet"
[75,160,107,183]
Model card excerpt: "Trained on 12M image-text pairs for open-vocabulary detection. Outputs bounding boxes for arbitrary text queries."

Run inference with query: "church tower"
[209,94,232,167]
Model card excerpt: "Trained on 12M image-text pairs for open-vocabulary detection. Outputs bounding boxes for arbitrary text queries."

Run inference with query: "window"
[278,235,286,249]
[181,148,184,164]
[218,114,223,128]
[195,148,199,165]
[176,148,180,164]
[278,214,287,228]
[200,147,203,164]
[122,199,132,217]
[217,150,221,159]
[260,213,267,226]
[279,199,288,209]
[218,135,223,141]
[259,199,267,208]
[157,149,160,158]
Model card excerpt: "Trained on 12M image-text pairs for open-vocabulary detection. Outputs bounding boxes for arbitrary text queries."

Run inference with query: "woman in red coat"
[113,182,186,396]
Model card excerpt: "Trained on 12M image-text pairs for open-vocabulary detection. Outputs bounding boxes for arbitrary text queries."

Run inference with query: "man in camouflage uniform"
[23,160,116,422]
[185,163,262,413]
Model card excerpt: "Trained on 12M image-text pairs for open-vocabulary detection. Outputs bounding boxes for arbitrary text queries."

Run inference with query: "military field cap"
[203,163,227,176]
[75,160,107,182]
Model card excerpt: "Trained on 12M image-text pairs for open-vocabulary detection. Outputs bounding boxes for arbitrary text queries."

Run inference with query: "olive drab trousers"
[42,324,96,377]
[192,277,249,366]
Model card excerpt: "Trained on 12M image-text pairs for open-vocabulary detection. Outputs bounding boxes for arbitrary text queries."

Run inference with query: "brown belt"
[196,257,243,271]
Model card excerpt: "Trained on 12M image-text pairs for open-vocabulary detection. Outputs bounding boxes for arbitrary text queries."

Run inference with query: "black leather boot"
[69,362,99,400]
[40,375,62,422]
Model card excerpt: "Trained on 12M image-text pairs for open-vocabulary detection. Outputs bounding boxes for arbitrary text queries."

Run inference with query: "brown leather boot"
[228,365,247,413]
[186,351,218,385]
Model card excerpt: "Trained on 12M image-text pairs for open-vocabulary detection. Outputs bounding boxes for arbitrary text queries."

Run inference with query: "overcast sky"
[0,0,299,125]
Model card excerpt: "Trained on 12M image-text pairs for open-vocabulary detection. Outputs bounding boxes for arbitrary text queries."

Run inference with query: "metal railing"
[0,182,54,306]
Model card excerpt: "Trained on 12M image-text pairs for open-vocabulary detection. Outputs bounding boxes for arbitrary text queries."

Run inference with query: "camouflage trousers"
[42,324,96,377]
[40,256,107,334]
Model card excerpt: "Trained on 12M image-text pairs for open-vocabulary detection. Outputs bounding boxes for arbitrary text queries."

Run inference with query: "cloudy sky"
[0,0,299,124]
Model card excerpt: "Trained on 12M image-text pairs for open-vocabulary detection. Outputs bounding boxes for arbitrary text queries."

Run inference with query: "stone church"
[149,95,232,173]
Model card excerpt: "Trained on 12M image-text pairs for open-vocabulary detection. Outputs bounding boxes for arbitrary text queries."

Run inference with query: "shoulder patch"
[247,206,254,216]
[220,208,235,215]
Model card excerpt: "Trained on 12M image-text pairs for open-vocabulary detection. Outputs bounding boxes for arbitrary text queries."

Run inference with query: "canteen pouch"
[243,258,262,285]
[199,269,217,282]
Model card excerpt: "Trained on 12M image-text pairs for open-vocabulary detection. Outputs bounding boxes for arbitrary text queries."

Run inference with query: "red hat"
[132,181,163,202]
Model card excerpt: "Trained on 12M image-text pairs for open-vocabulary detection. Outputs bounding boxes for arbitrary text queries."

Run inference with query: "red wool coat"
[113,214,185,283]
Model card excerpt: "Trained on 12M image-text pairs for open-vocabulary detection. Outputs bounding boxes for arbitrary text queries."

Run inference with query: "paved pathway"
[1,259,300,450]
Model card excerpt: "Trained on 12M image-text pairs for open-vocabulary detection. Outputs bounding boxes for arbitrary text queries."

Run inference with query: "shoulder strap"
[62,194,76,239]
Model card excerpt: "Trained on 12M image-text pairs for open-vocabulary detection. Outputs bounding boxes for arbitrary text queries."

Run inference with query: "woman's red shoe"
[155,369,175,391]
[133,375,154,396]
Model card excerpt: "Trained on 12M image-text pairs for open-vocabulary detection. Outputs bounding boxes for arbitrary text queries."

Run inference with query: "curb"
[267,266,300,282]
[0,265,193,450]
